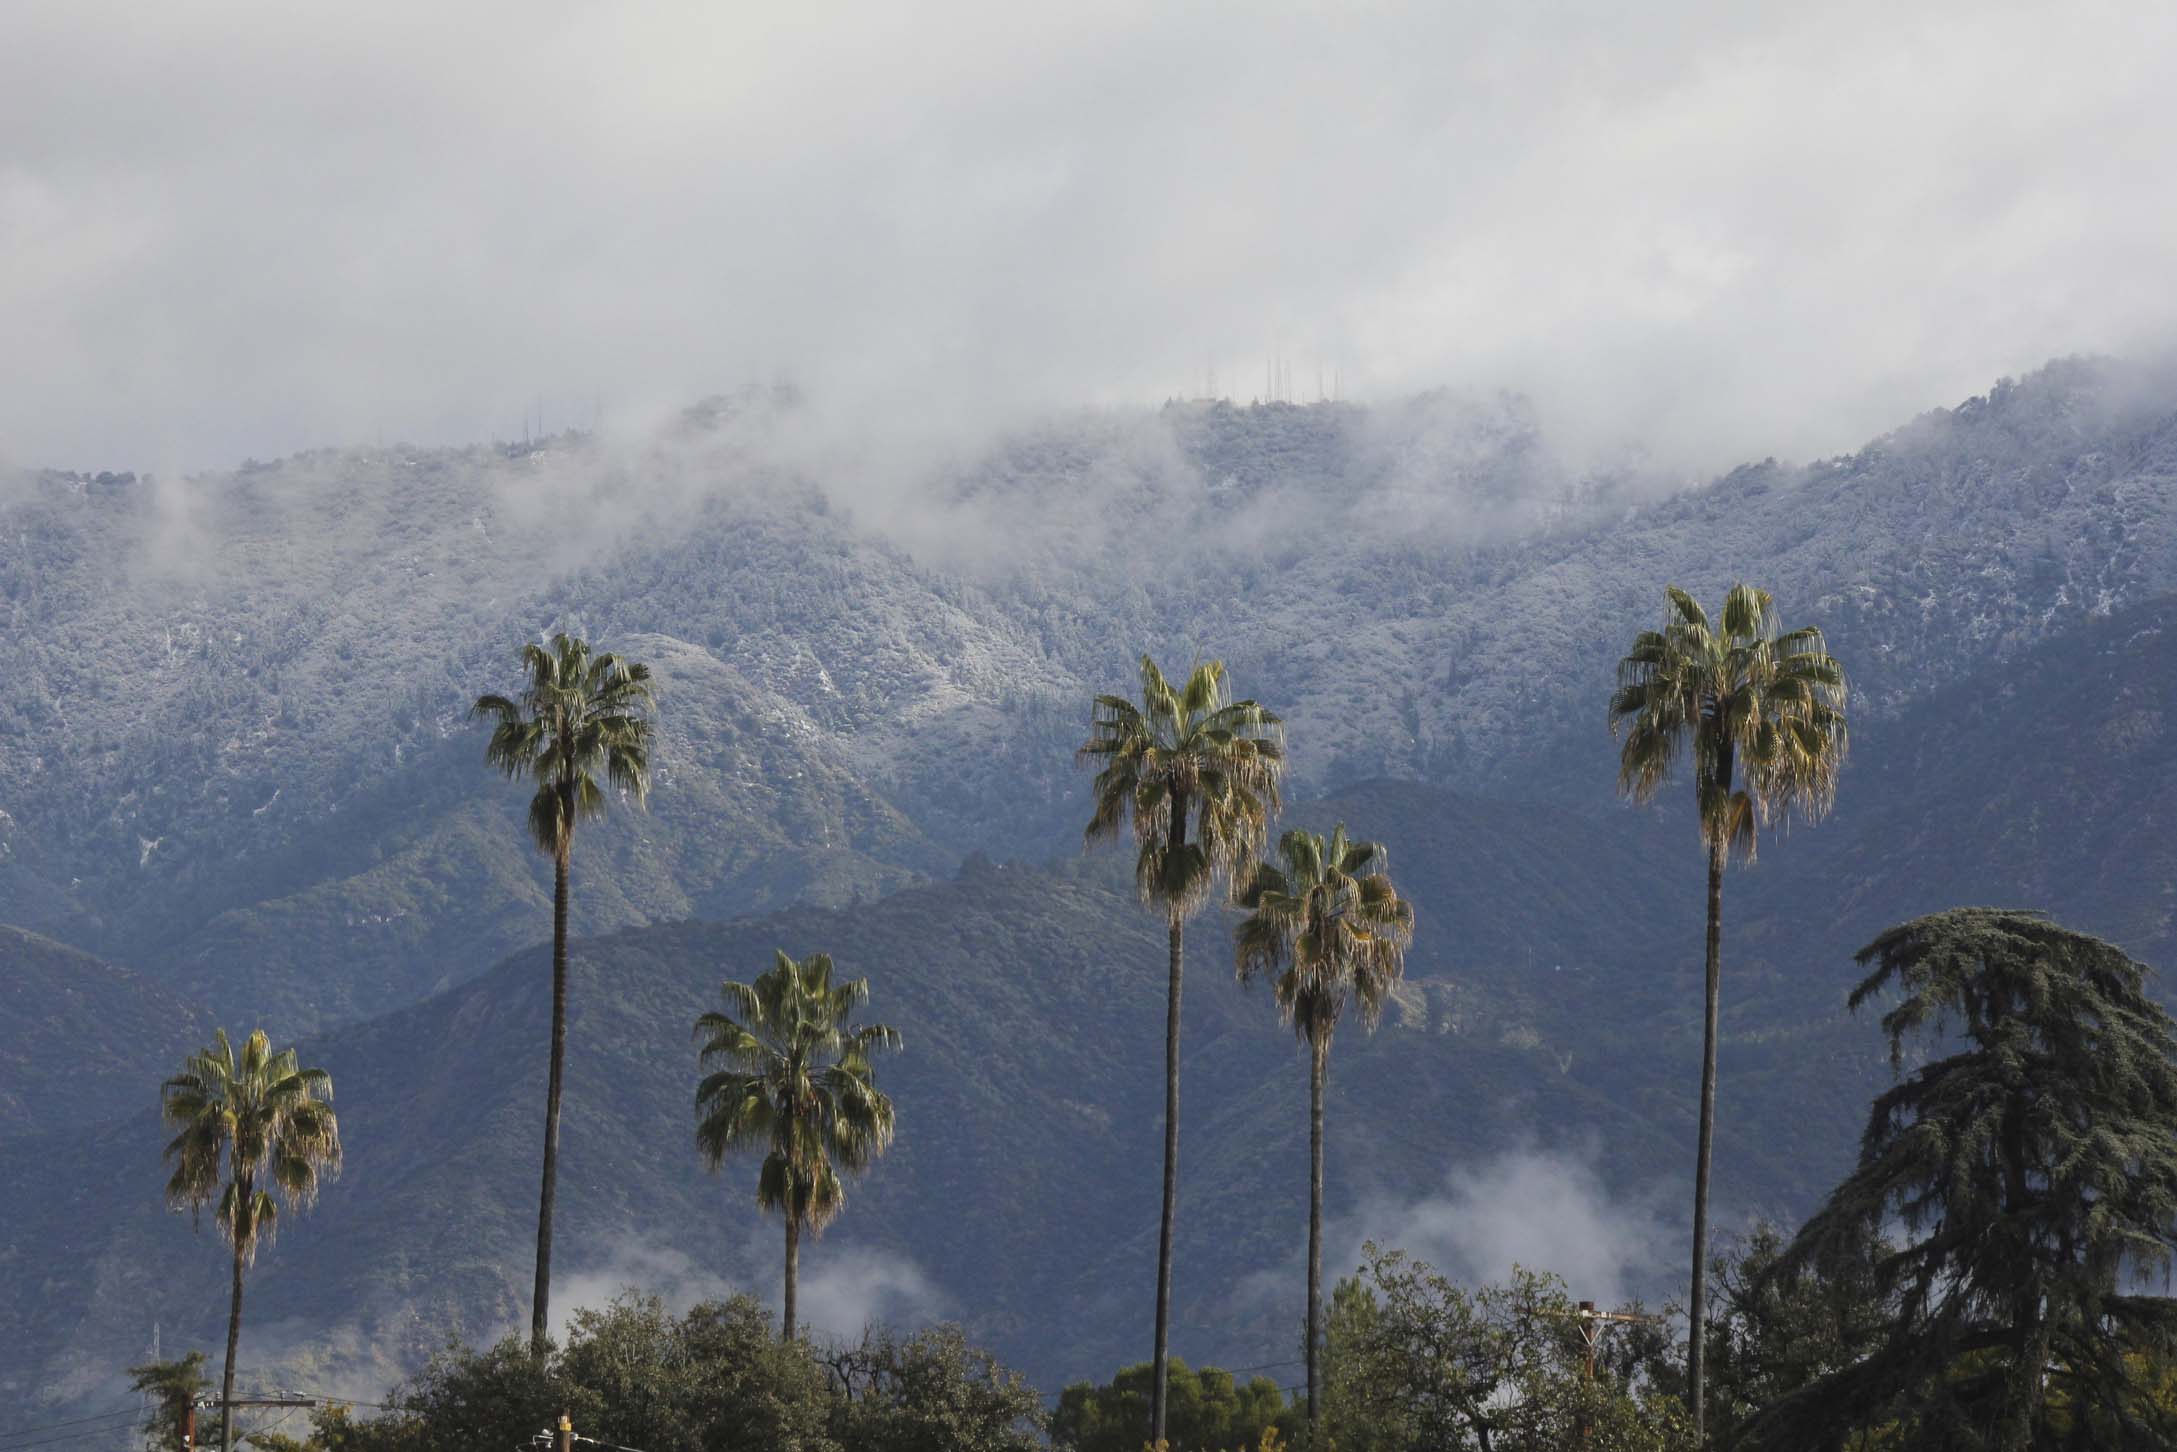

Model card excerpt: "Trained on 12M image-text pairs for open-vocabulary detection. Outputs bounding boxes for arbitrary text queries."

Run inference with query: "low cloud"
[543,1231,949,1348]
[550,1239,741,1342]
[1353,1145,1679,1310]
[1231,1144,1679,1323]
[7,2,2174,485]
[794,1245,951,1343]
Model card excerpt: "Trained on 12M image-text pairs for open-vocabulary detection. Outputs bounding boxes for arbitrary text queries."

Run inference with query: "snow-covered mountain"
[4,358,2172,1031]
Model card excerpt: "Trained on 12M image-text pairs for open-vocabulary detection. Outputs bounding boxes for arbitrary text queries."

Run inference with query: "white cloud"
[537,1230,949,1347]
[1232,1143,1679,1321]
[549,1239,740,1343]
[4,1,2173,477]
[794,1244,951,1343]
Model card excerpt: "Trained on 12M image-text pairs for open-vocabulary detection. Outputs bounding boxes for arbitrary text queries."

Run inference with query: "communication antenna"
[140,1323,161,1426]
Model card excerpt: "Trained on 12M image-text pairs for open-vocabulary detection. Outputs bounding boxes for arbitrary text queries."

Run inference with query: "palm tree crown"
[161,1028,341,1452]
[1609,582,1847,853]
[161,1027,342,1260]
[1080,656,1284,917]
[695,950,900,1337]
[1235,824,1415,1042]
[472,631,655,857]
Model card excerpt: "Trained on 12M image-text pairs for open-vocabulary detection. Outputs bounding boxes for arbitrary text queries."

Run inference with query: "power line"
[0,1420,144,1452]
[0,1410,138,1443]
[574,1435,654,1452]
[243,1406,305,1446]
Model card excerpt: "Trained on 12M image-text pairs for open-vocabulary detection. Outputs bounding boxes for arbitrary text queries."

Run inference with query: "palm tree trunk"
[1152,913,1184,1449]
[531,842,571,1358]
[1687,835,1724,1445]
[1306,1032,1327,1449]
[221,1239,244,1452]
[783,1213,801,1342]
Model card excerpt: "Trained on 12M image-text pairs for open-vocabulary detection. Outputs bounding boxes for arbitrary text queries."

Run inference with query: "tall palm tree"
[473,631,654,1355]
[694,948,901,1340]
[160,1029,341,1452]
[1233,824,1413,1448]
[1608,582,1846,1441]
[1079,655,1283,1446]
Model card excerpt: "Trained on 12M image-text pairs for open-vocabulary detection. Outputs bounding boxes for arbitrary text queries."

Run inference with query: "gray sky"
[5,0,2175,477]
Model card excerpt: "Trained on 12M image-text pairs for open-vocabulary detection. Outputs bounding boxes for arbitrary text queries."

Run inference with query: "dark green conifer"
[1761,909,2177,1451]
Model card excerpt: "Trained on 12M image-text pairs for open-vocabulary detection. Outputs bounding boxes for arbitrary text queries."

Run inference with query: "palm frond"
[474,632,656,855]
[158,1027,339,1260]
[1233,824,1413,1047]
[1612,582,1848,855]
[692,949,899,1238]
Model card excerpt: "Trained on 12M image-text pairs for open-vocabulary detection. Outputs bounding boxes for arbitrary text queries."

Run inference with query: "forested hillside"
[0,780,1849,1409]
[0,925,206,1137]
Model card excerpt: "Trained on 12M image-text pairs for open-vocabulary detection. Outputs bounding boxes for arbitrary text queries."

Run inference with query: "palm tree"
[694,948,901,1340]
[1234,824,1413,1447]
[473,631,654,1356]
[160,1029,341,1452]
[1608,582,1846,1441]
[1079,655,1283,1446]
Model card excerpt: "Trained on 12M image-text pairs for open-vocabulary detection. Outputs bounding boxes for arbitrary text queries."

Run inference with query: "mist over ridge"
[10,1,2177,478]
[4,351,2175,1039]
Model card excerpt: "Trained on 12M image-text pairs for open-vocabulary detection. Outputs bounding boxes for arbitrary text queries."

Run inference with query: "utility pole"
[200,1392,318,1451]
[181,1403,195,1452]
[1544,1300,1663,1448]
[556,1412,573,1452]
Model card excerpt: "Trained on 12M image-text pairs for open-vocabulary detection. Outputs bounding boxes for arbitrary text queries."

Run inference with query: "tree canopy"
[1762,909,2177,1450]
[1051,1357,1294,1452]
[1080,655,1283,917]
[472,632,654,859]
[311,1295,1036,1452]
[1321,1245,1688,1452]
[1608,581,1847,857]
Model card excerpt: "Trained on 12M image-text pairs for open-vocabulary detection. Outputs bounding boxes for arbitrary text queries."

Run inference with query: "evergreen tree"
[1051,1358,1292,1452]
[1759,909,2177,1450]
[129,1352,210,1452]
[1609,583,1846,1440]
[1079,656,1283,1446]
[473,632,654,1355]
[1686,1224,1887,1450]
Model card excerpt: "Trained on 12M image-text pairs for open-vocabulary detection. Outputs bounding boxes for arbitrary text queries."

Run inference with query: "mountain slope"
[0,926,207,1138]
[16,573,2177,1412]
[2,781,1777,1411]
[7,360,2177,1046]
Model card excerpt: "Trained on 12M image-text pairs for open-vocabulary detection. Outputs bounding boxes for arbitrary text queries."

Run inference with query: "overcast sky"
[5,0,2175,477]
